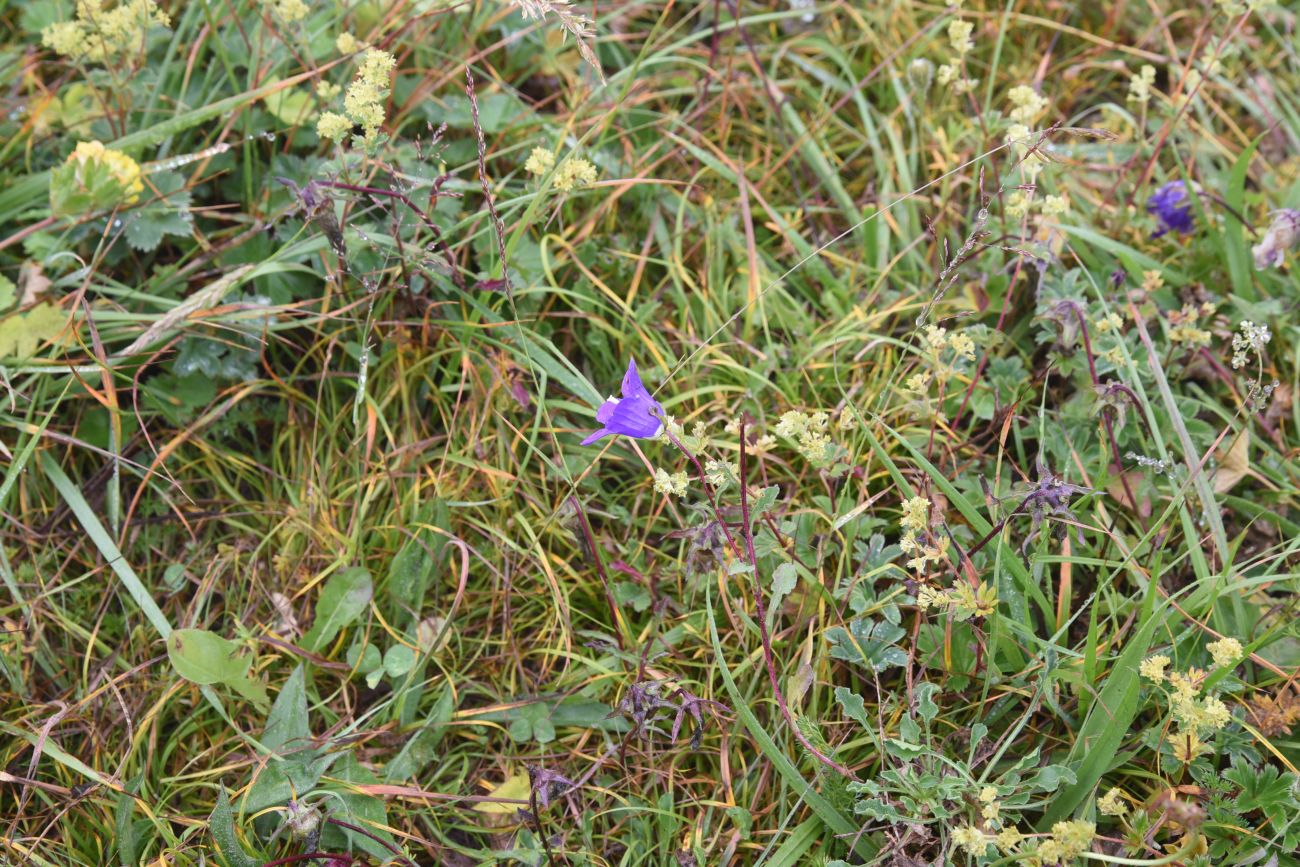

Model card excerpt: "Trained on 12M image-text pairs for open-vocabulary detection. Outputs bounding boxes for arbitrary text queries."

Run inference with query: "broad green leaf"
[825,617,908,672]
[386,499,449,626]
[167,629,251,685]
[114,778,141,867]
[1027,764,1077,793]
[263,665,310,753]
[914,682,940,725]
[347,642,382,674]
[531,715,556,744]
[385,688,456,781]
[508,716,533,743]
[0,302,70,359]
[768,562,799,630]
[383,644,416,678]
[834,687,870,728]
[612,579,652,613]
[751,484,780,518]
[123,170,192,252]
[263,81,316,125]
[243,751,339,814]
[466,697,627,732]
[854,798,911,823]
[771,562,798,596]
[167,628,267,705]
[209,788,259,867]
[318,753,396,860]
[302,567,373,652]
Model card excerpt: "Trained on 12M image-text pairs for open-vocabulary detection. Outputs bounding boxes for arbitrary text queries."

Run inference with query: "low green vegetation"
[2,0,1299,864]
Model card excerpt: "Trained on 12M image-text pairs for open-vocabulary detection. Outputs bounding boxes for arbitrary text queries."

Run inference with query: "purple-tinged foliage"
[527,765,577,811]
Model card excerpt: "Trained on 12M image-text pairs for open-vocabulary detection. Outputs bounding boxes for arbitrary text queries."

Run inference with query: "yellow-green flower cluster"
[1142,639,1240,748]
[951,580,997,620]
[316,113,353,142]
[902,326,982,418]
[951,824,986,857]
[953,785,1020,858]
[947,20,974,56]
[1127,64,1157,105]
[653,468,688,497]
[899,495,953,574]
[1207,636,1243,668]
[704,458,738,490]
[43,0,171,65]
[1006,85,1048,124]
[991,819,1096,865]
[900,495,929,534]
[336,32,361,53]
[1007,189,1068,221]
[723,418,777,455]
[920,579,997,620]
[263,0,310,22]
[1139,654,1170,681]
[978,785,1001,823]
[524,148,599,192]
[1023,820,1095,866]
[318,48,396,143]
[553,157,598,191]
[1097,787,1128,817]
[1167,304,1213,347]
[1094,312,1124,334]
[1092,311,1127,365]
[934,14,978,93]
[994,826,1023,855]
[774,410,836,463]
[49,140,145,217]
[1003,86,1066,216]
[1214,0,1273,16]
[922,325,977,379]
[524,147,556,176]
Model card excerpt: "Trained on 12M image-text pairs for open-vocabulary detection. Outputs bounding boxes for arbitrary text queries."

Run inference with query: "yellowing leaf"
[19,261,51,304]
[264,81,316,126]
[0,302,71,360]
[1106,470,1150,517]
[473,771,530,814]
[1213,430,1249,495]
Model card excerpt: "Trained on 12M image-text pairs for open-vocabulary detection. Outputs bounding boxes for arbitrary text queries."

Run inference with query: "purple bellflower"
[1147,181,1196,237]
[582,359,665,446]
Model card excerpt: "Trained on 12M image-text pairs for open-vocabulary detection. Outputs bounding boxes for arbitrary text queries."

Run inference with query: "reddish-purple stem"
[737,418,859,780]
[568,495,627,650]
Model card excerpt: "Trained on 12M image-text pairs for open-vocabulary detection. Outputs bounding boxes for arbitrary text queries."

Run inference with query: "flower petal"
[620,358,653,402]
[581,428,614,446]
[604,392,663,439]
[595,398,620,424]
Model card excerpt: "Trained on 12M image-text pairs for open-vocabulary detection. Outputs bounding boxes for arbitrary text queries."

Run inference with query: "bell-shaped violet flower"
[1147,181,1196,237]
[582,359,665,446]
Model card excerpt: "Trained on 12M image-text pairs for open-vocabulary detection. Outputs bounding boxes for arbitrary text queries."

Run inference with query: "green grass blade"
[39,452,172,640]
